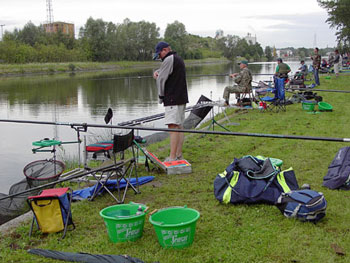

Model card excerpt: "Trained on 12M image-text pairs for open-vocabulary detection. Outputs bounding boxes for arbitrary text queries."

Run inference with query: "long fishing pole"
[89,73,274,81]
[0,163,118,201]
[286,87,350,94]
[251,80,350,94]
[118,102,212,126]
[0,118,349,143]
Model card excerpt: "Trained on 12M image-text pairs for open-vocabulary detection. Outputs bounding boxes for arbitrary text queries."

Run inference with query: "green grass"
[1,74,350,262]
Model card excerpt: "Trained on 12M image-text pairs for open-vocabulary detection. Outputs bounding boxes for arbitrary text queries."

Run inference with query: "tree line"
[0,18,267,64]
[318,0,350,53]
[0,16,342,64]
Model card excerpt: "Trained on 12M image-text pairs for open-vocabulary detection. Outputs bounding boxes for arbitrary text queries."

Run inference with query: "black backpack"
[323,147,350,190]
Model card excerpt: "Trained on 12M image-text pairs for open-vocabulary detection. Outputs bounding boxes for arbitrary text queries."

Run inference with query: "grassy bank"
[0,58,228,77]
[1,74,350,262]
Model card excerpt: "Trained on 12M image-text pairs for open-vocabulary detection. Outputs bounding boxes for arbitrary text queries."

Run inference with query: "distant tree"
[80,17,111,61]
[115,19,159,61]
[296,47,309,59]
[235,39,249,57]
[133,20,159,60]
[164,21,188,57]
[216,35,240,60]
[264,46,273,61]
[253,42,264,59]
[318,0,350,46]
[17,21,45,46]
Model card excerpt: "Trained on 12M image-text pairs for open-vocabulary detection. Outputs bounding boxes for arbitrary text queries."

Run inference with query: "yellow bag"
[31,199,64,233]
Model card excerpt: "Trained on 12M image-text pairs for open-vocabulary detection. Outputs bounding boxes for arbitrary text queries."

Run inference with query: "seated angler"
[298,60,308,77]
[321,58,328,69]
[222,60,252,106]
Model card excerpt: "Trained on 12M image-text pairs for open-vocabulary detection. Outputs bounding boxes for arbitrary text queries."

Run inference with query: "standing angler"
[152,42,189,162]
[275,58,291,79]
[311,47,321,86]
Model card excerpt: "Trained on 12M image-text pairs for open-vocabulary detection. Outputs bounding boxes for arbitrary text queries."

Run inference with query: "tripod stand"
[206,91,230,132]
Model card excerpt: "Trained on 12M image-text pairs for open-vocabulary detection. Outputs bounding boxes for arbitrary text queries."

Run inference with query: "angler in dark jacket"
[153,42,189,162]
[311,47,321,86]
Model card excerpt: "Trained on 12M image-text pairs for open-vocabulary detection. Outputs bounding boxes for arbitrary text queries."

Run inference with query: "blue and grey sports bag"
[276,189,327,223]
[323,147,350,190]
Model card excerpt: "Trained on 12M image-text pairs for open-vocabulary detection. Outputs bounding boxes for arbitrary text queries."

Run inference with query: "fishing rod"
[286,87,350,94]
[252,80,273,86]
[0,163,118,201]
[0,118,349,143]
[1,117,349,200]
[118,102,212,126]
[251,80,350,94]
[89,73,275,81]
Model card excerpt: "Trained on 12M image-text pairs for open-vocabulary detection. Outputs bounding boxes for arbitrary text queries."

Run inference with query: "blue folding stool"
[258,77,286,112]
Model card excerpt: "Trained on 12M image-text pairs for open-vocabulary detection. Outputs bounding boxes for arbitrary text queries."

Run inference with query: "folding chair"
[27,187,75,239]
[257,77,286,112]
[236,88,254,107]
[85,140,113,160]
[89,129,140,203]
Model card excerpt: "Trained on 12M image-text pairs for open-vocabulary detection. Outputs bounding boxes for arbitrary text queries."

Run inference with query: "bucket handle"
[149,205,187,216]
[149,209,158,215]
[129,201,149,214]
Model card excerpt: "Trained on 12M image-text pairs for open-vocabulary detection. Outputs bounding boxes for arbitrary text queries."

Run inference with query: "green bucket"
[149,206,200,249]
[100,202,147,243]
[318,101,333,111]
[301,100,316,111]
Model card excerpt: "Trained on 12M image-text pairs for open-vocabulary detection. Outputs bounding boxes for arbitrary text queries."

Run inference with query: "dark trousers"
[313,68,320,85]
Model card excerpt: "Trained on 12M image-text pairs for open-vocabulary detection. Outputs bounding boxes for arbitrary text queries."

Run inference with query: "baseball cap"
[153,41,169,60]
[238,60,248,65]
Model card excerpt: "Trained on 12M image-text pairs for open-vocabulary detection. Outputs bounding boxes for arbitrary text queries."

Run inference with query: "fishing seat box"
[163,160,192,175]
[85,141,113,160]
[27,187,75,239]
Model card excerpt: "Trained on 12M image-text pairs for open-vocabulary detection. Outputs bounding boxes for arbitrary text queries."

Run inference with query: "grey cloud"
[246,12,331,31]
[243,12,336,47]
[0,20,21,27]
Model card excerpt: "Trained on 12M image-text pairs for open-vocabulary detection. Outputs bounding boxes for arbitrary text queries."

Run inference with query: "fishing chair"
[257,77,286,112]
[27,187,75,239]
[236,87,255,107]
[89,129,140,203]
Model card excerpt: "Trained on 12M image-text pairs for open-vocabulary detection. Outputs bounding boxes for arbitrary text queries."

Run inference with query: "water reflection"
[0,61,303,192]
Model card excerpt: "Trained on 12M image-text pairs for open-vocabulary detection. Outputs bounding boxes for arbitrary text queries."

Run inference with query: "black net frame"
[23,160,65,188]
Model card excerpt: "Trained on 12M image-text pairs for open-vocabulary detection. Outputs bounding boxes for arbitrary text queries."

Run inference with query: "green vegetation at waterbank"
[1,74,350,263]
[0,18,264,64]
[0,58,228,76]
[0,17,339,66]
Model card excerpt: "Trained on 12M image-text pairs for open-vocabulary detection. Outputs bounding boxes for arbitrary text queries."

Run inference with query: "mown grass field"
[1,73,350,263]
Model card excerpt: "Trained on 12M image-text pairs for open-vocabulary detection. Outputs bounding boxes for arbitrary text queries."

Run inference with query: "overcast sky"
[0,0,337,48]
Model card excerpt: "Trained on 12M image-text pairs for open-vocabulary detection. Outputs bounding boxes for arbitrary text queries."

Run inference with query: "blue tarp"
[72,176,154,201]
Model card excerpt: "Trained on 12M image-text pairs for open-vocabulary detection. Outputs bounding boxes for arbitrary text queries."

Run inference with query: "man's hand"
[230,73,238,78]
[153,71,159,79]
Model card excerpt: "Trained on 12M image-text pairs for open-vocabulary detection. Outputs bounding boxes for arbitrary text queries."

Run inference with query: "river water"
[0,61,303,193]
